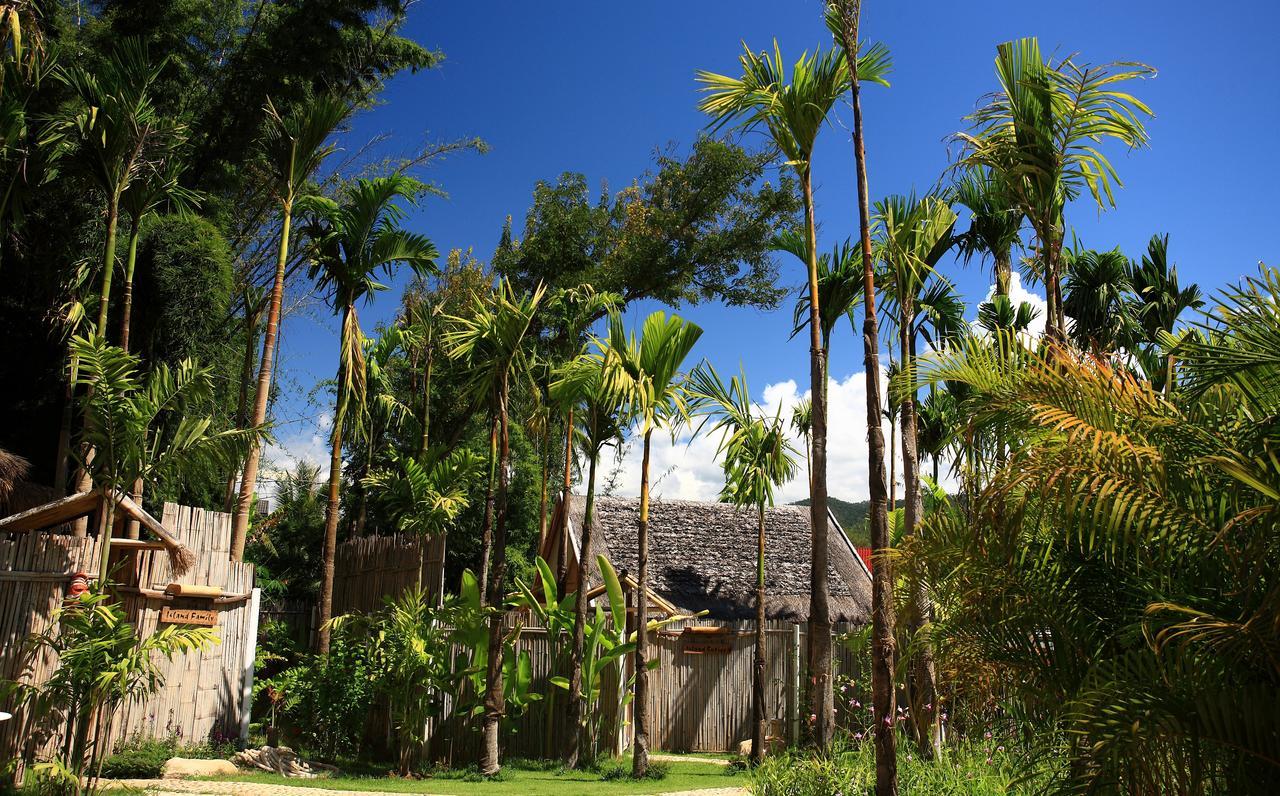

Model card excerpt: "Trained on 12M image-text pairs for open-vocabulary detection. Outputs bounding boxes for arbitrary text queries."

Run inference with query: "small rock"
[162,757,239,778]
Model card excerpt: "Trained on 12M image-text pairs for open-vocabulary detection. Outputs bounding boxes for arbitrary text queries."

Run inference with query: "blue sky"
[264,0,1280,502]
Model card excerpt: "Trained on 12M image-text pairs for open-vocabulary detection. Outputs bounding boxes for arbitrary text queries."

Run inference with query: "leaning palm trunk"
[316,302,353,654]
[565,446,600,768]
[231,202,294,561]
[480,386,512,775]
[800,166,836,750]
[120,219,144,540]
[225,300,259,511]
[751,502,768,763]
[898,305,940,760]
[632,427,654,776]
[556,407,574,585]
[832,0,898,789]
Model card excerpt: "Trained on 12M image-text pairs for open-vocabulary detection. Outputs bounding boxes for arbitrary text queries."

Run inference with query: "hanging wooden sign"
[682,626,733,654]
[160,607,218,626]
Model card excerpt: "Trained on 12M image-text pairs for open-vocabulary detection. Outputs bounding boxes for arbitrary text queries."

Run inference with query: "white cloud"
[602,367,962,507]
[973,272,1049,339]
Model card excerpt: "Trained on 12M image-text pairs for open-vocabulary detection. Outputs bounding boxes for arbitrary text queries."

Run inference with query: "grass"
[203,758,740,794]
[749,735,1045,796]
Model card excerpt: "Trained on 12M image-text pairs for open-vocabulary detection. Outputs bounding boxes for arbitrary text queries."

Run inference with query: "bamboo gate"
[0,503,260,765]
[331,536,864,761]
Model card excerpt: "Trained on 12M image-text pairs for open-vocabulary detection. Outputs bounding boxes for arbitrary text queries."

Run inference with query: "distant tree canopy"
[493,136,801,312]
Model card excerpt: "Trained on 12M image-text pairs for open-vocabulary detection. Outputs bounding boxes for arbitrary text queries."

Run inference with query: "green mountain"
[790,497,888,547]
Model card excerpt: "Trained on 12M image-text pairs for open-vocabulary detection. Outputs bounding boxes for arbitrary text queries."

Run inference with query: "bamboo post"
[239,587,261,743]
[790,622,801,745]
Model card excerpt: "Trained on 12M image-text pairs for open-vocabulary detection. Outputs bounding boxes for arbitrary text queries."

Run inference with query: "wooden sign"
[160,607,218,626]
[682,627,733,655]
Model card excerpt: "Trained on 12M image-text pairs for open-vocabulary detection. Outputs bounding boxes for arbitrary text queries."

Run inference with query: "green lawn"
[206,759,741,795]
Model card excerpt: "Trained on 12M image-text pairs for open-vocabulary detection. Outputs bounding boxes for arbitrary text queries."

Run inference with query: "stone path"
[109,779,748,796]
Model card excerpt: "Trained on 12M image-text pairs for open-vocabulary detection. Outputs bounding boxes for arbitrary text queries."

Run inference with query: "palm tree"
[607,310,702,777]
[230,95,350,562]
[550,336,629,768]
[1126,234,1203,393]
[350,326,413,538]
[47,38,168,336]
[542,285,622,556]
[297,174,439,654]
[69,336,265,584]
[907,267,1280,792]
[363,448,482,587]
[1063,246,1136,356]
[443,278,545,776]
[955,38,1154,340]
[699,34,888,750]
[877,192,957,759]
[689,365,797,764]
[977,294,1040,336]
[117,150,200,351]
[826,0,897,776]
[952,166,1023,298]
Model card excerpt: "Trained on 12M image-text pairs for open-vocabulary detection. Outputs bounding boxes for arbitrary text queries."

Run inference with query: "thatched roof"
[0,448,30,502]
[563,494,872,624]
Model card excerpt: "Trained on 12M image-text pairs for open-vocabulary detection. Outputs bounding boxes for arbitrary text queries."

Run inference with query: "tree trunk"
[837,4,898,789]
[418,340,433,458]
[538,426,549,549]
[899,307,940,761]
[225,297,260,512]
[55,353,76,498]
[631,428,653,777]
[478,415,498,603]
[799,167,835,751]
[122,218,143,542]
[231,200,294,561]
[95,196,121,335]
[888,412,897,512]
[995,251,1011,299]
[118,217,142,351]
[557,407,574,586]
[751,501,768,764]
[316,303,352,655]
[565,444,600,768]
[480,386,512,776]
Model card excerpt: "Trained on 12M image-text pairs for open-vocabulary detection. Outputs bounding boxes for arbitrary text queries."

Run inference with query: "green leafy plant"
[1,583,216,794]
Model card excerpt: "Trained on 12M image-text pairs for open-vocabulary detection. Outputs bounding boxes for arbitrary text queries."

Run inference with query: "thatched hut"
[542,494,873,623]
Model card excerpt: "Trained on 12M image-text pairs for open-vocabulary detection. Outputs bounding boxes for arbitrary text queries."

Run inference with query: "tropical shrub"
[1,584,215,794]
[98,734,235,779]
[903,267,1280,793]
[265,626,378,761]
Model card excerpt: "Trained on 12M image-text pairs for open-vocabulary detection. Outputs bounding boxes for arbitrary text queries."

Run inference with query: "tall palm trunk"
[118,216,142,350]
[316,302,353,654]
[480,385,512,775]
[55,353,77,497]
[538,426,549,548]
[119,216,146,539]
[899,305,940,760]
[631,427,654,776]
[71,194,124,534]
[418,334,433,458]
[565,442,600,768]
[231,201,294,561]
[477,415,498,602]
[835,4,898,788]
[751,501,768,764]
[95,195,121,335]
[799,167,835,750]
[557,407,574,585]
[888,410,897,511]
[225,299,259,512]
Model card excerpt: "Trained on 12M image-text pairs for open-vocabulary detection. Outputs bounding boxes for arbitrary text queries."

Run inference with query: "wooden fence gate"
[0,503,259,765]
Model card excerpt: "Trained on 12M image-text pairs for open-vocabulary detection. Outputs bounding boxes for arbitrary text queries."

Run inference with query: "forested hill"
[790,497,889,547]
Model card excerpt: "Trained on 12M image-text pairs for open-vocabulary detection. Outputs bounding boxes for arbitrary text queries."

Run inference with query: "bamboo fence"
[0,503,258,765]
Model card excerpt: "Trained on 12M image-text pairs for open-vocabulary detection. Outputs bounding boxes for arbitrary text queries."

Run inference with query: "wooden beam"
[0,489,102,532]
